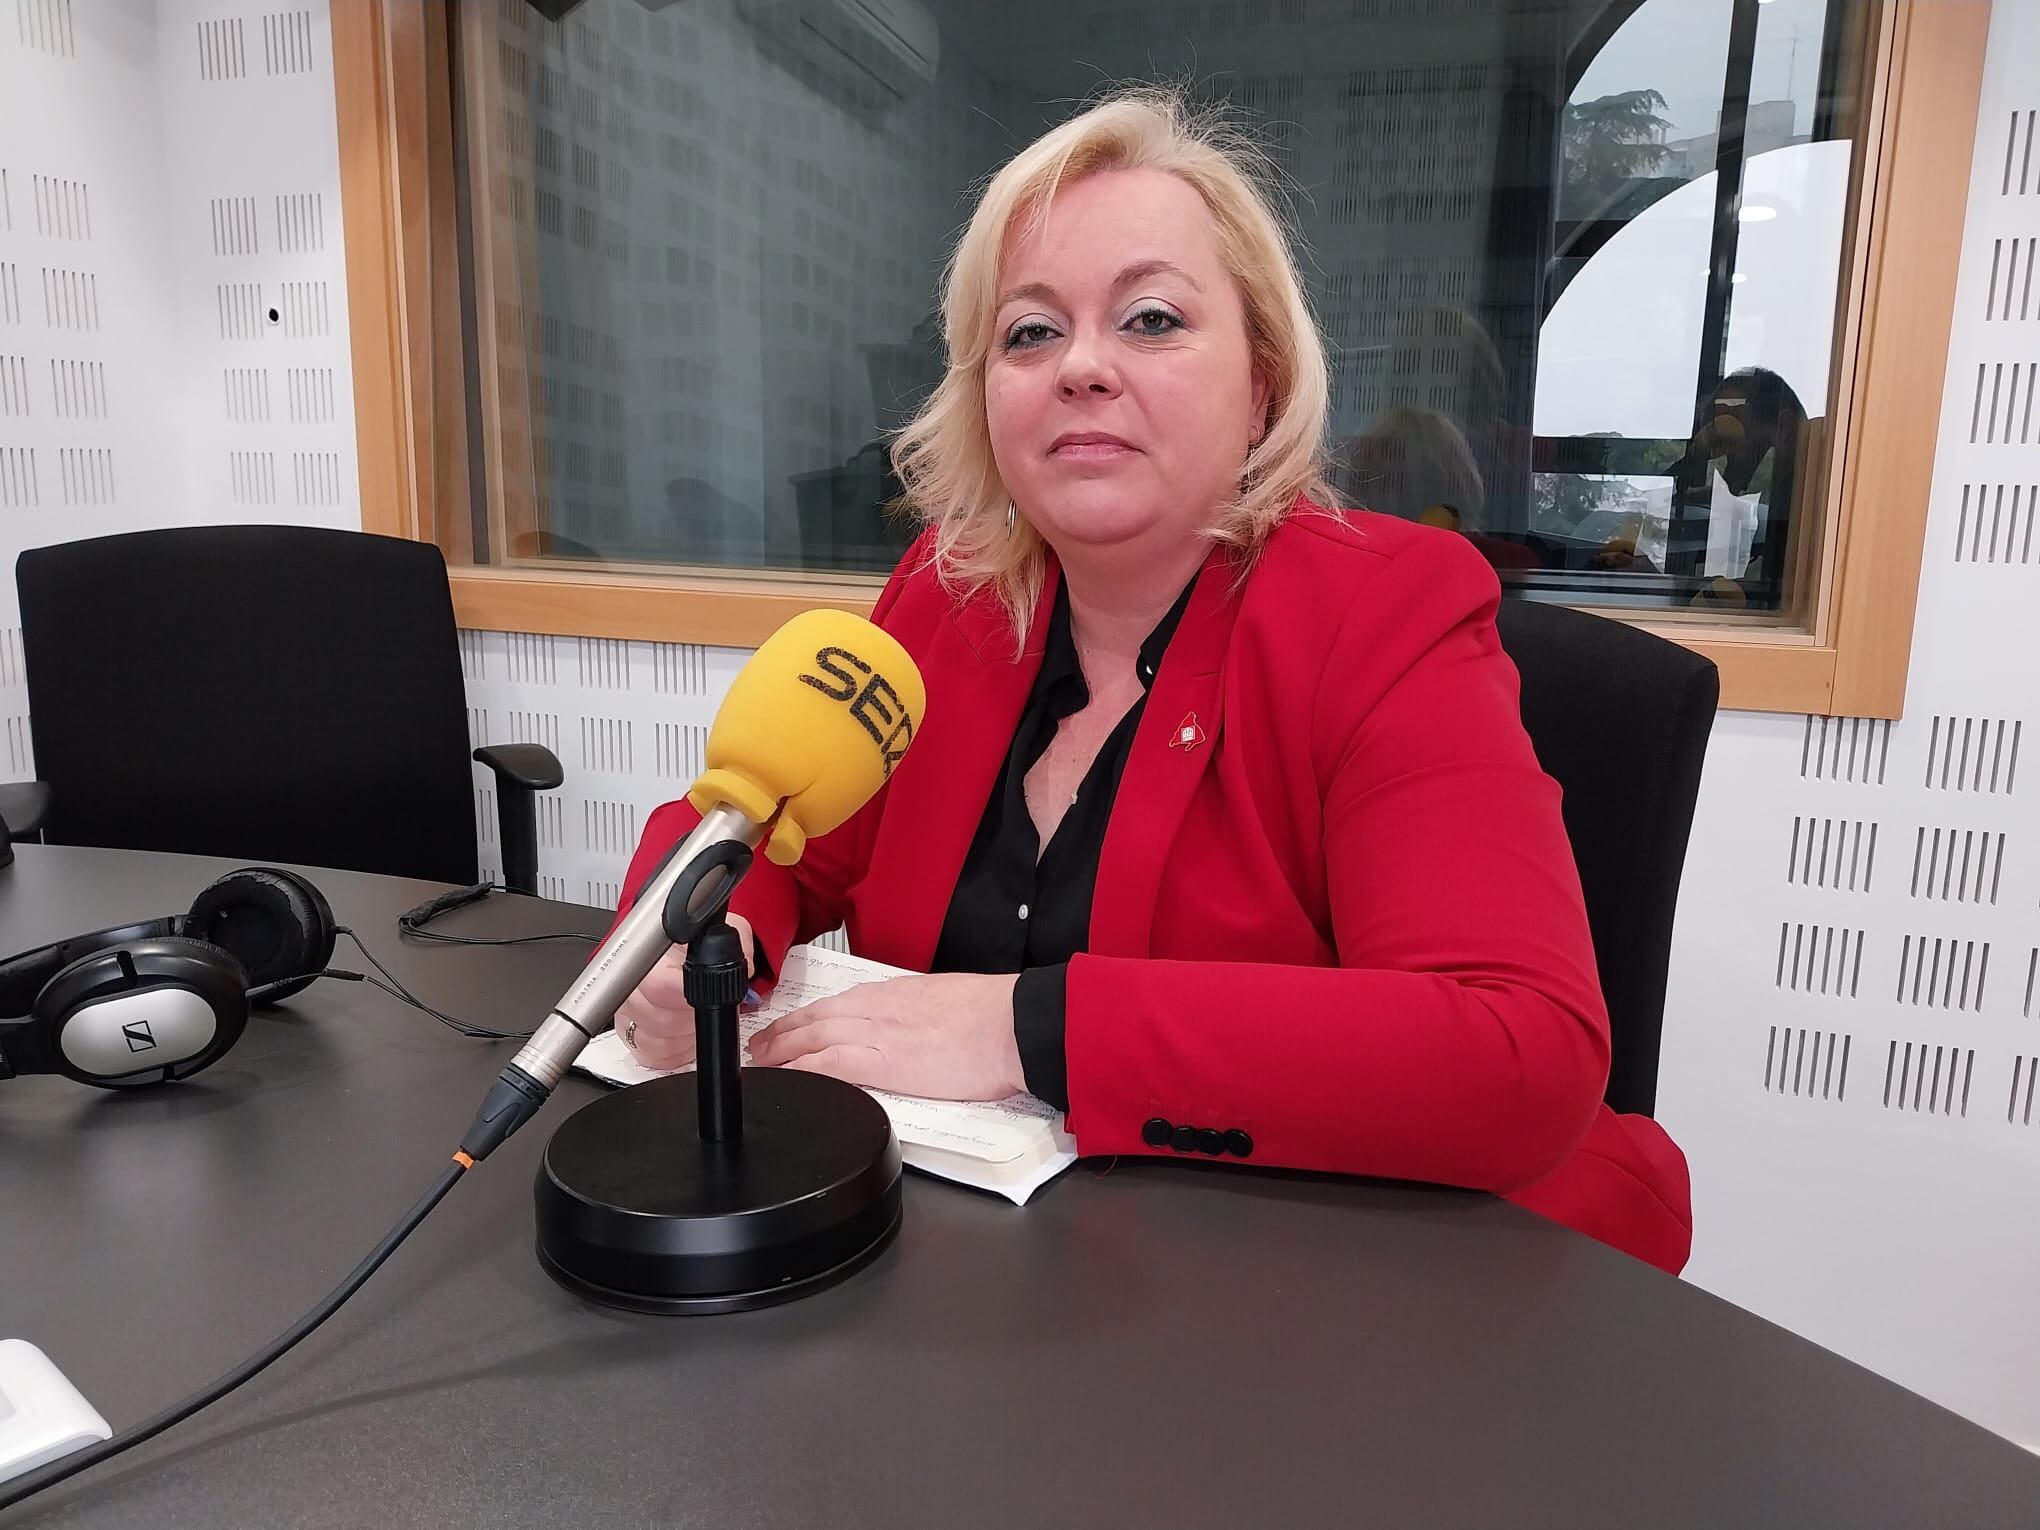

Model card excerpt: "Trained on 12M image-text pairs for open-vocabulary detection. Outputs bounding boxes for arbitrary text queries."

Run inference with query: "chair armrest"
[0,781,52,837]
[473,743,564,792]
[473,745,562,895]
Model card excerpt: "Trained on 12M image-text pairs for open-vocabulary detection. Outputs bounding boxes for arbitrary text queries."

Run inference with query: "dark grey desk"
[2,845,2035,1528]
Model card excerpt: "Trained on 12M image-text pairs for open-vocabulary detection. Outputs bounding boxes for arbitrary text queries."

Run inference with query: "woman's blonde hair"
[890,85,1337,642]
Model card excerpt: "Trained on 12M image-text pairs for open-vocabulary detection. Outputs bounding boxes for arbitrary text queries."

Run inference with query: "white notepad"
[573,945,1078,1205]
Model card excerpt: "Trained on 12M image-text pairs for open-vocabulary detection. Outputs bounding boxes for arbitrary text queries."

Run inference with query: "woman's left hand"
[747,972,1025,1101]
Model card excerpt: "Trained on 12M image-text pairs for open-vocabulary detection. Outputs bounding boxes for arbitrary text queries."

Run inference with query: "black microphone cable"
[0,1156,471,1513]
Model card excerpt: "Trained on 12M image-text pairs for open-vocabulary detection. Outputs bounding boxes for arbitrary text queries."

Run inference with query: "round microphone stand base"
[534,1068,902,1315]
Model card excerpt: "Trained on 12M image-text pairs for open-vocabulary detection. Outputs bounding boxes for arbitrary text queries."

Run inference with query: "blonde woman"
[613,89,1691,1273]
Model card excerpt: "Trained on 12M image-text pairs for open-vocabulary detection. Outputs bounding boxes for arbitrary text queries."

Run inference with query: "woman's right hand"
[614,912,756,1070]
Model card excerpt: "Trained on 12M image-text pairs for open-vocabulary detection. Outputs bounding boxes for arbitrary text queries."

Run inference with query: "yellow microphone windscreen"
[687,608,926,865]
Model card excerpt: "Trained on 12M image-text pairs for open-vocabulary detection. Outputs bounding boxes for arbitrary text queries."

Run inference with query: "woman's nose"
[1055,331,1121,400]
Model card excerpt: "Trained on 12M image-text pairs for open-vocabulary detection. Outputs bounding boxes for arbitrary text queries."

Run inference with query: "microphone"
[454,608,926,1165]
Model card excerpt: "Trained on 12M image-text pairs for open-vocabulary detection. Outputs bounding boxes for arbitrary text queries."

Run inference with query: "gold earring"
[1006,501,1016,536]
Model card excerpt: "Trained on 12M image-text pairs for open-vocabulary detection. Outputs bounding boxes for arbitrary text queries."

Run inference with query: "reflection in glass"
[455,0,1874,619]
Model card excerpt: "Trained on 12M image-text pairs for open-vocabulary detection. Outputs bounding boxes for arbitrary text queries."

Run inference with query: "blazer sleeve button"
[1141,1117,1173,1148]
[1223,1129,1254,1159]
[1170,1124,1198,1154]
[1196,1128,1225,1156]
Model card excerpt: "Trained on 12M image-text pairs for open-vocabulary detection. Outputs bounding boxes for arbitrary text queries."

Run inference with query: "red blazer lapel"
[1090,549,1241,959]
[863,565,1058,972]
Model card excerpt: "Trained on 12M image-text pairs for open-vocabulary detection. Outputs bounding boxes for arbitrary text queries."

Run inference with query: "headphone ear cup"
[36,935,250,1087]
[184,868,338,1006]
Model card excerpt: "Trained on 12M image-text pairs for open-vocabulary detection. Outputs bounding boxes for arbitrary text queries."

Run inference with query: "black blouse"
[928,577,1194,1110]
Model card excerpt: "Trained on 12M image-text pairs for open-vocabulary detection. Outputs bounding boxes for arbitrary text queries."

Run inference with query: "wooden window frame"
[333,0,1992,716]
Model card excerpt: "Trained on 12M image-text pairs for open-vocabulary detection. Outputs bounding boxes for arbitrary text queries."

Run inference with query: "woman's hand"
[747,972,1025,1102]
[614,912,756,1071]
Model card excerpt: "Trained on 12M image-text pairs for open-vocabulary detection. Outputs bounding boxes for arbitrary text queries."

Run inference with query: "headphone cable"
[0,1156,471,1512]
[333,927,534,1042]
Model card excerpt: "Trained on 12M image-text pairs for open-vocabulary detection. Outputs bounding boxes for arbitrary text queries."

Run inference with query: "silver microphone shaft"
[508,803,764,1090]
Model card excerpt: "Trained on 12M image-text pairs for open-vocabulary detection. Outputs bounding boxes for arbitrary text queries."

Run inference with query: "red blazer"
[615,507,1693,1274]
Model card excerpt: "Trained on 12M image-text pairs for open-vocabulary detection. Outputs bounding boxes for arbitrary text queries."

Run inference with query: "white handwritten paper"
[573,945,1077,1204]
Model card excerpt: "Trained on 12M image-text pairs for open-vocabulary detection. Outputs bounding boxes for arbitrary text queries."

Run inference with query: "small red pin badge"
[1169,711,1207,751]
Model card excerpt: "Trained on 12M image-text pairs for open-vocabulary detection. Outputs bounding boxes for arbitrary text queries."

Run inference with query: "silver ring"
[623,1018,638,1049]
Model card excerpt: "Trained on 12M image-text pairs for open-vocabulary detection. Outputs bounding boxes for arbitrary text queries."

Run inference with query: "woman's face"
[985,169,1269,560]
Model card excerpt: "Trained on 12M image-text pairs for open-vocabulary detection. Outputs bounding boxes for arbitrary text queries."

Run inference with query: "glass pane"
[453,0,1875,618]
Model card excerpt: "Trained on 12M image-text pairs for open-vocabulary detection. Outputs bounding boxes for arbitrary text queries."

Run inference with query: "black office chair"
[1494,598,1719,1118]
[12,525,562,892]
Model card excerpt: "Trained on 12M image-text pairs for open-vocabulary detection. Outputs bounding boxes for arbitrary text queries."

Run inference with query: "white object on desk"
[0,1339,112,1485]
[575,943,1079,1205]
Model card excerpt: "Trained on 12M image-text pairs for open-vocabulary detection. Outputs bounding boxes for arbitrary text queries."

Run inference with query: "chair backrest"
[1493,598,1719,1117]
[17,524,479,886]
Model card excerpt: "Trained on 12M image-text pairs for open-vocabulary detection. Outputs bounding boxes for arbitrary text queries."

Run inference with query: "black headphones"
[0,867,338,1089]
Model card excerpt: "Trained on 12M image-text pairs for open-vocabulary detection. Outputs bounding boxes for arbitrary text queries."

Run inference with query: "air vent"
[507,710,559,757]
[224,367,269,423]
[583,800,639,858]
[653,642,708,695]
[1907,826,2006,904]
[539,874,567,902]
[584,880,621,910]
[2001,108,2036,196]
[6,715,31,776]
[0,262,18,324]
[57,447,112,506]
[262,10,314,75]
[1775,922,1865,998]
[466,706,487,751]
[580,716,634,775]
[1985,237,2035,320]
[41,267,97,330]
[1788,816,1877,891]
[1883,1040,1975,1117]
[1954,483,2036,564]
[474,784,496,844]
[1764,1026,1851,1101]
[0,354,27,417]
[278,281,328,337]
[1924,715,2021,794]
[198,17,246,80]
[0,447,36,507]
[577,637,630,690]
[538,795,563,850]
[49,358,106,419]
[1896,935,1991,1011]
[274,193,323,253]
[16,0,74,56]
[291,450,340,507]
[1969,361,2037,446]
[2010,1057,2039,1126]
[32,175,90,240]
[456,630,485,682]
[228,450,275,506]
[217,283,264,341]
[1800,715,1890,783]
[211,196,258,256]
[2024,948,2038,1020]
[505,633,557,685]
[654,721,707,781]
[0,628,18,687]
[284,366,334,423]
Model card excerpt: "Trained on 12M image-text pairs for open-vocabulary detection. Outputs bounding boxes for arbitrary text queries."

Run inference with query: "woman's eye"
[1124,306,1183,338]
[1003,320,1059,351]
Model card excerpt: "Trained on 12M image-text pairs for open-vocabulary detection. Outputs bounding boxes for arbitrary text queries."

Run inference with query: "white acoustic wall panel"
[1656,0,2040,1450]
[0,0,357,783]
